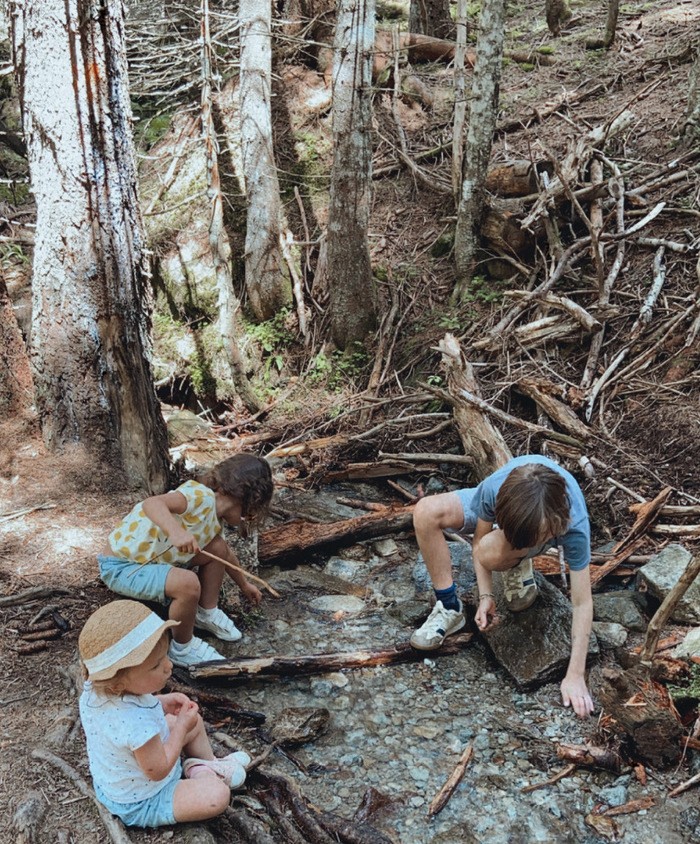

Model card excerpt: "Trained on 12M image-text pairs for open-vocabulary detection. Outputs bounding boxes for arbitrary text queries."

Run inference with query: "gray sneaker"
[501,557,538,612]
[410,600,465,650]
[169,635,225,667]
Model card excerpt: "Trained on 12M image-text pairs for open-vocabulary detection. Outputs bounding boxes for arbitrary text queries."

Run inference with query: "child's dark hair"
[495,463,570,550]
[200,454,273,524]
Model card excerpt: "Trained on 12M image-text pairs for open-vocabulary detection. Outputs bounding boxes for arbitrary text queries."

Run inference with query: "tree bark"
[0,276,33,419]
[545,0,571,35]
[327,0,377,349]
[11,0,170,491]
[240,0,293,320]
[409,0,454,40]
[259,505,415,564]
[190,632,473,679]
[453,0,506,300]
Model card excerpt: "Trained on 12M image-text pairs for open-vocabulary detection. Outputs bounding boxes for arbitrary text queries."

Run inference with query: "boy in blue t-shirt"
[410,455,594,719]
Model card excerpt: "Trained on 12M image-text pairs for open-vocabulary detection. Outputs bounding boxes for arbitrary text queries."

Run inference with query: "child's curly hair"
[199,454,273,531]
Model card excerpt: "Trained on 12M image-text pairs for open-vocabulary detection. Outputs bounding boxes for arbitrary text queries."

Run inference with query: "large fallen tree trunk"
[259,504,414,564]
[189,632,473,680]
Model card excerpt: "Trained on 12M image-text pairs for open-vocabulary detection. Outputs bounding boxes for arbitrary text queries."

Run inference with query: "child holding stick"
[99,453,273,667]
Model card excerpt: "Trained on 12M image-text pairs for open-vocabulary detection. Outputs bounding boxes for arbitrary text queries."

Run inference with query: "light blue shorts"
[453,488,478,534]
[95,764,182,828]
[98,555,172,604]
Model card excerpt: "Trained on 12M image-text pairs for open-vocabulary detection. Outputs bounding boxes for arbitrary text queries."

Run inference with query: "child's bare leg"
[164,568,200,643]
[192,536,227,609]
[413,493,465,589]
[172,778,230,822]
[165,712,215,761]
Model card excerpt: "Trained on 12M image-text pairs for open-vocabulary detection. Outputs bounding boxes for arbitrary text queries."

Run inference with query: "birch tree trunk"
[240,0,292,321]
[11,0,169,492]
[327,0,377,350]
[409,0,454,40]
[453,0,506,301]
[201,0,261,412]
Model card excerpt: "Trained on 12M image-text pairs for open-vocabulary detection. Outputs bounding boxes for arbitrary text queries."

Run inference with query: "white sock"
[170,639,193,653]
[197,606,217,620]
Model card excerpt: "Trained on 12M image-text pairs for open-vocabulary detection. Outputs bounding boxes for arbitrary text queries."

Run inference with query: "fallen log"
[515,378,592,440]
[589,538,646,588]
[436,333,512,477]
[598,666,684,767]
[555,742,622,773]
[259,504,415,564]
[165,680,266,724]
[189,632,473,680]
[323,461,426,482]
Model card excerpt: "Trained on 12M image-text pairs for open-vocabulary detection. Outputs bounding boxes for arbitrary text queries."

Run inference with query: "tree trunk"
[240,0,293,320]
[453,0,506,300]
[201,0,261,412]
[686,43,700,140]
[11,0,169,492]
[409,0,454,40]
[545,0,571,35]
[327,0,377,349]
[0,276,33,419]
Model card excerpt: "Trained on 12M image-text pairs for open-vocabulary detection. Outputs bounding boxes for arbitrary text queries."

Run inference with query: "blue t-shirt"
[470,455,590,570]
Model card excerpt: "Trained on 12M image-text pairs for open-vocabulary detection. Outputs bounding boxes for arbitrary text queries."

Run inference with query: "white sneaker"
[169,635,225,667]
[222,750,252,769]
[183,756,247,789]
[501,557,538,612]
[410,600,465,650]
[195,606,242,642]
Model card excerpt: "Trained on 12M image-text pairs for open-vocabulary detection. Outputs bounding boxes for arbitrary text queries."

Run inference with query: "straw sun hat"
[79,600,179,682]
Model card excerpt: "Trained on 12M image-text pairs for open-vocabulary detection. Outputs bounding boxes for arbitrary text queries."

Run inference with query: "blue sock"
[434,584,460,611]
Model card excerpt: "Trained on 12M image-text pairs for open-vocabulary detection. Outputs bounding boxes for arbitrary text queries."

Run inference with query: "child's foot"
[183,756,247,789]
[221,750,252,769]
[195,606,242,642]
[168,635,224,668]
[501,557,538,612]
[410,600,465,650]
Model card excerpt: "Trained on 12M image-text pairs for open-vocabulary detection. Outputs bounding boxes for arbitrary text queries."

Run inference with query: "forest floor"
[2,0,700,842]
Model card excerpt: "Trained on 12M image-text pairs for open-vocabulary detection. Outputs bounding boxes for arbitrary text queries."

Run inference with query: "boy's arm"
[142,492,199,554]
[561,567,594,718]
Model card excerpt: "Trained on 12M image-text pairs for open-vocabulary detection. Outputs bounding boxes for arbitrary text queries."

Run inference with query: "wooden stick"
[198,549,281,598]
[640,552,700,666]
[521,763,576,793]
[32,748,131,844]
[669,769,700,798]
[428,743,474,816]
[603,796,655,816]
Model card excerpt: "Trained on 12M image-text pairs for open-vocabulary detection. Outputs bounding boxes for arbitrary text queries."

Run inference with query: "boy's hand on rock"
[475,596,499,632]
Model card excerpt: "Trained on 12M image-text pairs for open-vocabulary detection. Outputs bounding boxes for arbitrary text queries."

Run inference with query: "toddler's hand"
[241,581,263,605]
[176,700,200,732]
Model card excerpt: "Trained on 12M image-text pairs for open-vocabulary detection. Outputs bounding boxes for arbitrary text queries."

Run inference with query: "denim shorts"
[95,765,181,828]
[98,555,172,604]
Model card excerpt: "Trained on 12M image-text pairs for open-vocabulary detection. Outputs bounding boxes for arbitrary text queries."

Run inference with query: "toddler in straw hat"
[78,600,251,827]
[98,453,273,668]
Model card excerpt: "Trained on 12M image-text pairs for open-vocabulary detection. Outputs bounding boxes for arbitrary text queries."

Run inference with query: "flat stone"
[593,592,647,631]
[324,556,364,581]
[592,621,628,648]
[638,544,700,624]
[674,627,700,658]
[310,595,365,613]
[373,538,398,557]
[482,566,599,690]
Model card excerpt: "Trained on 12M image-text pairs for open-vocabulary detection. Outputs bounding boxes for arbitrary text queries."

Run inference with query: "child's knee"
[414,494,459,532]
[211,780,231,813]
[166,567,201,603]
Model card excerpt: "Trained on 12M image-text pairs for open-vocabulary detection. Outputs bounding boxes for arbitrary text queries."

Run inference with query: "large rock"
[413,542,598,689]
[593,592,647,632]
[637,544,700,624]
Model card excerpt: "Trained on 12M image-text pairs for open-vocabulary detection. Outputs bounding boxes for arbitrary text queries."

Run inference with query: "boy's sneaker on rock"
[501,557,538,612]
[195,606,242,642]
[168,635,224,668]
[410,600,465,650]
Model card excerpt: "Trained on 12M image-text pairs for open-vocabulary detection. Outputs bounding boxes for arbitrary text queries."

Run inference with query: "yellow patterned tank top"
[108,481,221,565]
